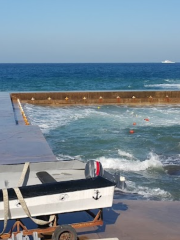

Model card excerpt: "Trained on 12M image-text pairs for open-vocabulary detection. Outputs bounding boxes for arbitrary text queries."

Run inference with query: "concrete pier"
[0,91,180,240]
[0,93,16,126]
[0,93,56,165]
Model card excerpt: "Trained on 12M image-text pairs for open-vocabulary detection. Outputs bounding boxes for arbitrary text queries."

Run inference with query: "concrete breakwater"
[11,90,180,105]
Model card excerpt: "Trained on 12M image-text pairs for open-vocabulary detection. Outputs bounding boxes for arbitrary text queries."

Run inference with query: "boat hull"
[0,177,115,220]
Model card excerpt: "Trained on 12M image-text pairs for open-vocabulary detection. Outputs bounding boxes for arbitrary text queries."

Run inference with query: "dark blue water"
[1,63,180,201]
[1,63,180,91]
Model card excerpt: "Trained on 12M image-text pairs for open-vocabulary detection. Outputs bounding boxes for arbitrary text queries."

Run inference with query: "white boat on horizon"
[161,60,175,63]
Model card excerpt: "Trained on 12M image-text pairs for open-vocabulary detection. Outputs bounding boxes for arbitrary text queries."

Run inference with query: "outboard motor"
[85,160,126,190]
[85,160,104,178]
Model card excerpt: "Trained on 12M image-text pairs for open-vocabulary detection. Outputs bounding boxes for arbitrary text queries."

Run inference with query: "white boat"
[0,175,115,221]
[0,160,123,221]
[161,60,175,63]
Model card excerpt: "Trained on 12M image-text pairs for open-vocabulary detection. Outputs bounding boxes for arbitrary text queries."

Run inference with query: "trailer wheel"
[52,225,77,240]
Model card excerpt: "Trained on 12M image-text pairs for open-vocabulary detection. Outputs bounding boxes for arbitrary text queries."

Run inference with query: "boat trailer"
[0,160,125,240]
[0,208,103,240]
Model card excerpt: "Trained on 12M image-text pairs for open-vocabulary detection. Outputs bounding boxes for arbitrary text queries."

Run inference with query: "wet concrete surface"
[98,199,180,240]
[0,125,57,164]
[0,93,56,165]
[0,93,16,126]
[71,200,180,240]
[1,199,179,240]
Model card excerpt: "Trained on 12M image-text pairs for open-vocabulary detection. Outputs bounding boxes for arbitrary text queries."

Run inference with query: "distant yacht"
[161,60,175,63]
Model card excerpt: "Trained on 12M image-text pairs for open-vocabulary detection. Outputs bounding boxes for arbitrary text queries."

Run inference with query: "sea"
[0,63,180,201]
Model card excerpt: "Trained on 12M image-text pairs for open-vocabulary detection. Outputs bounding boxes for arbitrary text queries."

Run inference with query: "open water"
[0,63,180,201]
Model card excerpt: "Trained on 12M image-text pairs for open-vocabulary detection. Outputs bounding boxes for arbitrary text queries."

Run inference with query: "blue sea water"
[1,63,180,201]
[1,63,180,91]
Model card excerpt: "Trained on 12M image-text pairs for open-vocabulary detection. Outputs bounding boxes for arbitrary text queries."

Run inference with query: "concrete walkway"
[0,93,56,165]
[0,92,16,126]
[98,199,180,240]
[57,199,180,240]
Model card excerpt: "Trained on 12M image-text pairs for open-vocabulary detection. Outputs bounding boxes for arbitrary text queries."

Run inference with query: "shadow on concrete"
[77,202,128,235]
[0,202,128,237]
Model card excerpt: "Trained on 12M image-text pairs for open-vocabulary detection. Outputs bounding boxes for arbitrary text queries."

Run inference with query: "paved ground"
[56,199,180,240]
[0,93,56,164]
[1,199,179,240]
[99,199,180,240]
[0,92,16,126]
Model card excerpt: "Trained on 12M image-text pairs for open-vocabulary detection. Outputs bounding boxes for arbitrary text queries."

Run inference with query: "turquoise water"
[0,63,180,201]
[25,104,180,201]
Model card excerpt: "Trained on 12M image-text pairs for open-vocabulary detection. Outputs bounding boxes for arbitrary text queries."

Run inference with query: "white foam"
[145,83,180,89]
[56,154,82,161]
[25,104,180,135]
[127,181,172,200]
[97,152,162,172]
[164,79,173,82]
[118,149,133,158]
[126,106,180,127]
[24,104,98,133]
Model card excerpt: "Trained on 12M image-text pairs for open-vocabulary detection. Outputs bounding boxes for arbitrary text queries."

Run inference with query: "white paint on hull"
[0,186,114,220]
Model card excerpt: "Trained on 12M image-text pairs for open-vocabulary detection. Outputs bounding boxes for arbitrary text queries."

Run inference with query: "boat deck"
[0,92,180,240]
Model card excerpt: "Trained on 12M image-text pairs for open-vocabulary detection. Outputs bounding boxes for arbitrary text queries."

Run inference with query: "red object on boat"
[96,161,100,176]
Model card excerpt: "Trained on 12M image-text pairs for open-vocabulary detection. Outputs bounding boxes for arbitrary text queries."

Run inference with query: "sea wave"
[97,152,163,172]
[144,83,180,89]
[164,79,173,82]
[56,154,82,161]
[118,149,134,159]
[127,180,172,200]
[24,104,98,133]
[25,104,180,135]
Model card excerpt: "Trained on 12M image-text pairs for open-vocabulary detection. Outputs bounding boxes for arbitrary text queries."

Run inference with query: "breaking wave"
[24,103,180,201]
[56,154,82,161]
[144,83,180,89]
[127,181,172,200]
[97,151,163,172]
[118,149,134,159]
[24,104,98,133]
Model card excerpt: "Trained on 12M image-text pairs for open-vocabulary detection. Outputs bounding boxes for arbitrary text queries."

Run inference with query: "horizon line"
[0,62,179,64]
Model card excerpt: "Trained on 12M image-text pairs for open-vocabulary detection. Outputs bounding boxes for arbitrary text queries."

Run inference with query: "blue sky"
[0,0,180,63]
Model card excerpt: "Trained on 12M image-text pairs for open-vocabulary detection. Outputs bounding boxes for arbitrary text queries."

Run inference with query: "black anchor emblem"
[93,190,102,200]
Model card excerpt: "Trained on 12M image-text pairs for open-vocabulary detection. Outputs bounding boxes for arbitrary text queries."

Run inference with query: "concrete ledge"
[11,90,180,105]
